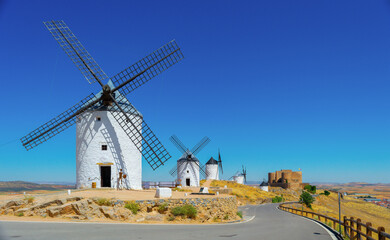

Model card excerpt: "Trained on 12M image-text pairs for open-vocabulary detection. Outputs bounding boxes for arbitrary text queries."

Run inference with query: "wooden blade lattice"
[111,40,184,96]
[21,93,98,150]
[44,20,108,84]
[109,95,171,170]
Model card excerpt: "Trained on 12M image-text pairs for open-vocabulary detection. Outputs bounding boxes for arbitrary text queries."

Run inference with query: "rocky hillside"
[0,195,240,223]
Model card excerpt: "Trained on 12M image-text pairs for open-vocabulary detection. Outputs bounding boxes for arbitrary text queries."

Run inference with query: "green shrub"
[224,214,229,220]
[324,190,330,196]
[304,185,317,194]
[158,202,169,213]
[96,198,111,206]
[183,205,197,218]
[272,196,284,203]
[16,212,24,217]
[25,196,35,204]
[299,191,314,209]
[171,206,186,216]
[167,216,175,221]
[170,204,197,218]
[125,201,140,214]
[236,211,243,219]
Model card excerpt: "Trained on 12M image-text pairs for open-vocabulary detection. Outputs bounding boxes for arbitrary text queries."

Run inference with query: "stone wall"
[135,196,238,222]
[268,169,305,190]
[0,196,239,223]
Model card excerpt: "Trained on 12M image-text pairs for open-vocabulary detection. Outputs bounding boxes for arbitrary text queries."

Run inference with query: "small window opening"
[101,145,107,151]
[96,117,101,121]
[186,170,189,173]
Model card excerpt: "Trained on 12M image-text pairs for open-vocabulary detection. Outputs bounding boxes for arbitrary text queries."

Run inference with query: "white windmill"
[21,20,184,189]
[229,166,247,185]
[259,179,269,192]
[205,149,223,180]
[169,135,210,187]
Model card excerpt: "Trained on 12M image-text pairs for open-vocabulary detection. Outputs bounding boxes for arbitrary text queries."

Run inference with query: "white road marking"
[276,206,339,240]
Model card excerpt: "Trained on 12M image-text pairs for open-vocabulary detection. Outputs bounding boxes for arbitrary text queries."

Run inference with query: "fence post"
[378,226,385,240]
[318,215,321,221]
[343,216,348,236]
[350,217,355,239]
[356,218,361,239]
[366,222,372,238]
[333,220,336,230]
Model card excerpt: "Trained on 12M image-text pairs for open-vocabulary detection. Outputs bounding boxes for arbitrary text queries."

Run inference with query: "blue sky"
[1,0,390,183]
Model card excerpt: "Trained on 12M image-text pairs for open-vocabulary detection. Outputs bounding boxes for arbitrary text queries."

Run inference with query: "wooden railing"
[279,203,390,240]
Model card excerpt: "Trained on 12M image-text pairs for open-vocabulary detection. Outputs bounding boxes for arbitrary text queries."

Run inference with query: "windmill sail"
[22,20,184,172]
[44,20,108,84]
[111,40,184,96]
[109,94,171,170]
[21,93,98,150]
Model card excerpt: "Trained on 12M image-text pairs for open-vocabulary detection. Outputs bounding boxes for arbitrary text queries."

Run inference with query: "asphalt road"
[0,204,335,240]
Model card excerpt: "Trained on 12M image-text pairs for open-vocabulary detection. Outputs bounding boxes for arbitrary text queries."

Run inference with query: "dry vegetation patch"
[297,190,390,230]
[207,180,298,205]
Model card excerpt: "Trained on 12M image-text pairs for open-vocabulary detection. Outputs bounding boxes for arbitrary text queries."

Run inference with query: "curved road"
[0,204,335,240]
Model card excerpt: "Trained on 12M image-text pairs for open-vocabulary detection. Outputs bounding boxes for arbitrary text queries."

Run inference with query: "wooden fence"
[279,203,390,240]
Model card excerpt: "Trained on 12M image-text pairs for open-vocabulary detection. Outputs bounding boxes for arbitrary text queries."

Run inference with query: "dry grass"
[300,190,390,231]
[209,180,298,204]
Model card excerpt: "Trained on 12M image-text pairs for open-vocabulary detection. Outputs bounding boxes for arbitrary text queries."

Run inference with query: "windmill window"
[187,170,189,173]
[96,117,101,121]
[101,145,107,151]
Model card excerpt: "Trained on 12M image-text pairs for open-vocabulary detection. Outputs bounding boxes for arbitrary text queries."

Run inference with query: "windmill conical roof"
[260,181,268,186]
[177,151,199,162]
[206,157,218,165]
[83,80,142,116]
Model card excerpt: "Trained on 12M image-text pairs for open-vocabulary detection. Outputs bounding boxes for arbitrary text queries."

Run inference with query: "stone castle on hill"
[268,169,308,190]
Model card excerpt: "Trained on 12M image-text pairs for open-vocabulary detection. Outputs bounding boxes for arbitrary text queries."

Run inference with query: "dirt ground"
[0,187,227,205]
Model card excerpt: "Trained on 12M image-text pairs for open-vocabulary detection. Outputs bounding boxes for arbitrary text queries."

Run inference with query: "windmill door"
[100,166,111,187]
[186,178,190,186]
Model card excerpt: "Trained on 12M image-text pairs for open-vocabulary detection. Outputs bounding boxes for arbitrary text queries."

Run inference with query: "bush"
[125,201,140,214]
[236,211,243,219]
[171,206,186,216]
[304,185,316,194]
[96,198,111,206]
[167,216,175,221]
[170,204,197,218]
[25,196,35,204]
[158,202,169,213]
[324,190,330,196]
[16,212,24,217]
[299,191,314,209]
[224,214,229,220]
[183,205,197,218]
[272,196,284,203]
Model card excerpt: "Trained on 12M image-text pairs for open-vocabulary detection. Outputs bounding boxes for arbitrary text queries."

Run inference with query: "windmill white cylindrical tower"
[205,157,219,180]
[76,88,142,189]
[177,156,200,187]
[234,175,244,184]
[260,181,269,192]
